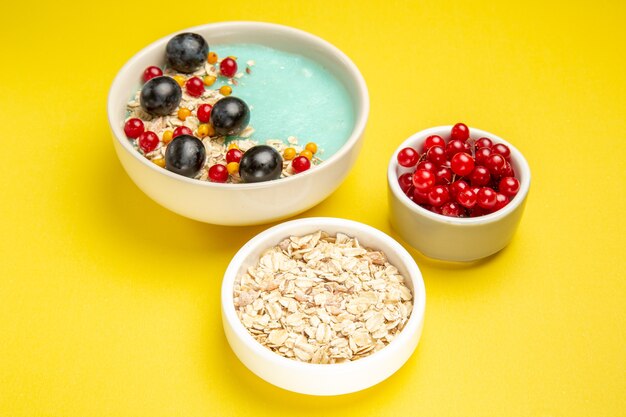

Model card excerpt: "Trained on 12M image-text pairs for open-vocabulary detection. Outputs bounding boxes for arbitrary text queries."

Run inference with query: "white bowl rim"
[107,21,369,190]
[388,125,531,226]
[221,217,426,373]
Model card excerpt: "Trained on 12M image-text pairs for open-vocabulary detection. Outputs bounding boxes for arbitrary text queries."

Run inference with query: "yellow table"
[1,1,624,415]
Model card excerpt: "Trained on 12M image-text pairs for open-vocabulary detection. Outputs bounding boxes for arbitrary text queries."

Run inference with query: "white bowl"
[107,22,369,225]
[388,126,531,262]
[221,217,426,395]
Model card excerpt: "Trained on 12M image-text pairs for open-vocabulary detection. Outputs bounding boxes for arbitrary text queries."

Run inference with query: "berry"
[226,162,239,175]
[428,205,444,215]
[475,147,492,165]
[423,135,445,152]
[492,143,511,160]
[427,145,447,166]
[140,76,182,116]
[451,123,470,141]
[197,104,213,123]
[397,147,419,167]
[208,164,228,183]
[138,131,159,153]
[299,149,313,160]
[412,188,430,204]
[162,130,173,144]
[238,145,282,183]
[469,166,491,186]
[210,96,250,136]
[124,118,144,138]
[283,148,296,160]
[185,76,205,97]
[494,193,510,210]
[412,169,436,192]
[441,202,464,217]
[450,180,469,199]
[207,52,218,64]
[501,161,515,178]
[173,126,192,138]
[172,75,186,87]
[486,154,506,177]
[398,173,413,194]
[203,75,216,86]
[177,107,191,121]
[225,148,243,164]
[142,66,163,83]
[499,176,520,196]
[166,33,209,73]
[305,143,318,154]
[428,185,450,207]
[477,187,497,210]
[450,152,474,176]
[291,156,311,174]
[435,166,452,184]
[220,57,238,77]
[446,139,469,158]
[219,85,232,96]
[164,135,206,178]
[456,189,477,208]
[417,160,436,172]
[475,137,493,149]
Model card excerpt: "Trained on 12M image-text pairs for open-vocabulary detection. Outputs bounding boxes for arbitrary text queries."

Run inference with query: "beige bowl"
[387,126,531,262]
[221,217,426,395]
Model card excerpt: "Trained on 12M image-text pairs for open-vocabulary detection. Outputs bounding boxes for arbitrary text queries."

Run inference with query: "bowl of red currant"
[387,123,531,262]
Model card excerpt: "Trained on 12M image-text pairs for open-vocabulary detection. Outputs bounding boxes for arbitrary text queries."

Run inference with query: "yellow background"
[1,0,625,415]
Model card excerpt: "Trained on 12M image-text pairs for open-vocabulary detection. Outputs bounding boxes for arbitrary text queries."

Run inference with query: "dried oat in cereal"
[233,231,413,364]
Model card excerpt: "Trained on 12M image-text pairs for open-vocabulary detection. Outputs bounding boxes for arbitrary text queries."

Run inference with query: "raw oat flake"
[233,231,413,364]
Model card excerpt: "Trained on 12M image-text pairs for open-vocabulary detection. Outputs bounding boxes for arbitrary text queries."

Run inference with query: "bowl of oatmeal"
[108,22,369,225]
[221,217,426,395]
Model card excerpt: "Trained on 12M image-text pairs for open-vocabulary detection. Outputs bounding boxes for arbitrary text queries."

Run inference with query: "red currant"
[450,152,475,176]
[226,148,243,164]
[494,193,510,210]
[456,189,477,208]
[423,135,445,152]
[469,165,491,186]
[428,185,450,207]
[477,187,497,210]
[492,143,511,160]
[469,207,489,217]
[427,145,447,166]
[486,154,506,177]
[451,122,470,141]
[435,166,453,184]
[197,104,213,123]
[475,137,493,149]
[428,205,444,215]
[291,156,311,173]
[441,201,465,217]
[208,164,228,182]
[220,57,238,78]
[142,66,163,83]
[498,176,520,196]
[417,160,436,172]
[446,139,469,158]
[450,180,470,199]
[185,77,205,97]
[501,161,515,178]
[475,147,492,166]
[124,118,145,139]
[138,131,159,153]
[412,169,436,192]
[413,188,430,204]
[397,147,419,167]
[173,126,193,138]
[398,173,413,194]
